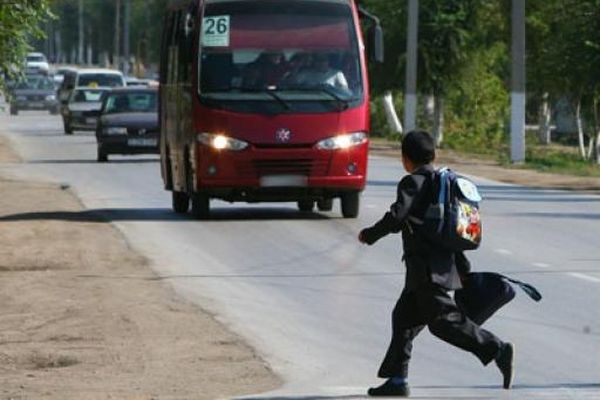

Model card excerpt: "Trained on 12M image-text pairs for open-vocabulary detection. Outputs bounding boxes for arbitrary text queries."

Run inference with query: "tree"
[0,0,52,87]
[417,0,478,146]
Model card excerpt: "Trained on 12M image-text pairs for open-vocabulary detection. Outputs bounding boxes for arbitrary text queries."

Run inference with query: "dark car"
[95,87,158,162]
[62,87,110,134]
[10,74,58,115]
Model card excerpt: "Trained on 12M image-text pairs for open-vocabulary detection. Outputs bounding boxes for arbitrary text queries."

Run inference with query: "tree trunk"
[593,98,600,164]
[432,94,444,147]
[114,0,121,70]
[382,91,403,135]
[575,99,587,160]
[538,92,551,145]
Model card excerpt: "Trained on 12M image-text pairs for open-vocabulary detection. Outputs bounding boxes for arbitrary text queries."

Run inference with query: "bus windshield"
[199,0,363,113]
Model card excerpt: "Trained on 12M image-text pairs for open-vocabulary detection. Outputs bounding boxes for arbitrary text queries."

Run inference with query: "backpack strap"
[501,275,543,302]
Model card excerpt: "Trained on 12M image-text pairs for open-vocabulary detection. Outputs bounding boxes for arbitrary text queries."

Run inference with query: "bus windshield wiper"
[239,87,291,110]
[277,85,350,111]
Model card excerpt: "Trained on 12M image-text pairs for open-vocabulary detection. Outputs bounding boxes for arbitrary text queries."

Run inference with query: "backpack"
[410,168,483,251]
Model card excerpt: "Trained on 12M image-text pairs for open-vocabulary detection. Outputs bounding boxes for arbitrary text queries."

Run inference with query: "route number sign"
[202,16,230,47]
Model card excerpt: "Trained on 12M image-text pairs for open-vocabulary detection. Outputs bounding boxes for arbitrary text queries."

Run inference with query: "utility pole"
[510,0,526,163]
[114,0,121,70]
[78,0,84,65]
[403,0,419,133]
[123,0,131,76]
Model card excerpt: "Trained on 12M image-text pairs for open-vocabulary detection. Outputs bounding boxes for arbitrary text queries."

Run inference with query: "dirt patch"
[0,142,280,398]
[371,141,600,194]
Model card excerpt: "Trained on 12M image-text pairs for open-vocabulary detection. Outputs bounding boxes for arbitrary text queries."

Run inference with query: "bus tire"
[317,198,333,212]
[191,192,210,220]
[10,106,18,116]
[341,192,360,218]
[297,200,314,213]
[172,191,189,214]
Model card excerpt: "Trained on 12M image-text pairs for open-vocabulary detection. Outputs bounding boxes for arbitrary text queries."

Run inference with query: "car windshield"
[72,89,105,103]
[27,55,45,62]
[78,73,123,88]
[104,92,157,114]
[199,0,362,113]
[16,75,55,90]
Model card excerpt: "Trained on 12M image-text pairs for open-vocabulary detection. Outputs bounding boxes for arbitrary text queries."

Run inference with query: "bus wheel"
[10,106,18,116]
[317,198,333,212]
[341,192,360,218]
[297,200,314,213]
[172,191,189,214]
[191,192,210,220]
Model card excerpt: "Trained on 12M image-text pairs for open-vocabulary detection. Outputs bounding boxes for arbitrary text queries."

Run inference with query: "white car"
[25,52,50,75]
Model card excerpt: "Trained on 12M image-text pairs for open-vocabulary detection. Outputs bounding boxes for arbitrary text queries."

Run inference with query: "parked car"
[25,52,50,75]
[58,68,125,116]
[9,74,58,115]
[62,87,110,134]
[95,87,158,162]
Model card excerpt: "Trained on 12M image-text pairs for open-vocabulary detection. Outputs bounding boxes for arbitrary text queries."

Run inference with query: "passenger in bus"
[242,51,288,88]
[281,52,313,85]
[292,53,349,91]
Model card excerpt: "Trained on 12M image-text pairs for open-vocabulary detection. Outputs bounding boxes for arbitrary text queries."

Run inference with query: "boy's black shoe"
[367,379,410,397]
[495,342,515,389]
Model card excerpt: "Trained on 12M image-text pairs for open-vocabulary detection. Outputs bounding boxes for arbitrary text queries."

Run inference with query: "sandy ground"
[0,135,280,399]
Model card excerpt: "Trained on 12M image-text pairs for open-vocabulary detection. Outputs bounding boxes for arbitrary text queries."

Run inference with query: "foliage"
[443,43,509,153]
[0,0,52,86]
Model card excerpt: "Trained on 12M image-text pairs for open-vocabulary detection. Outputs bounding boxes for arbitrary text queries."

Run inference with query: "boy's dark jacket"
[361,164,467,291]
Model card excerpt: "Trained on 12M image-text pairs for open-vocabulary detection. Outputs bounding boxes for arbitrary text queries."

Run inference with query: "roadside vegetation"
[362,0,600,174]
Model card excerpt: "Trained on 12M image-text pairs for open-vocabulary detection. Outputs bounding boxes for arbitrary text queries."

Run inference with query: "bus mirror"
[369,25,384,63]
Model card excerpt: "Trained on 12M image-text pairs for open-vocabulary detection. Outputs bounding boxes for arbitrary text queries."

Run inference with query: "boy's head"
[401,130,436,172]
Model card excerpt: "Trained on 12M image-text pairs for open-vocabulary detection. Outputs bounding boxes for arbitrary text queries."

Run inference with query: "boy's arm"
[359,174,427,245]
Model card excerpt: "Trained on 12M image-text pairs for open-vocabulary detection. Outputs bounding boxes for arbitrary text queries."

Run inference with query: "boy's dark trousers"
[378,283,503,378]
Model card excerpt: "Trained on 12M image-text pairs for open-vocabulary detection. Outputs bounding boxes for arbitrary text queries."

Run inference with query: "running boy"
[359,131,514,397]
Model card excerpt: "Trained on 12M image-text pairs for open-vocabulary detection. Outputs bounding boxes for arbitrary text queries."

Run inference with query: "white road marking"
[494,248,512,255]
[533,262,550,268]
[568,272,600,283]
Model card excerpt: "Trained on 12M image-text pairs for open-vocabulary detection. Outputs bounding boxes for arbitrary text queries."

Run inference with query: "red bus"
[160,0,383,219]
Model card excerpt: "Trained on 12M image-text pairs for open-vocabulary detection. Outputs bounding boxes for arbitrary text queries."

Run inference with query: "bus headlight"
[197,133,248,151]
[316,132,367,150]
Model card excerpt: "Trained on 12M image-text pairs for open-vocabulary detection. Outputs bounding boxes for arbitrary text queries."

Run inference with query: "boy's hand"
[359,227,377,245]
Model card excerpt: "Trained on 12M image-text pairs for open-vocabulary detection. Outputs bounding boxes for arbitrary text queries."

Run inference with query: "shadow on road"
[510,211,600,220]
[27,158,159,164]
[0,207,332,223]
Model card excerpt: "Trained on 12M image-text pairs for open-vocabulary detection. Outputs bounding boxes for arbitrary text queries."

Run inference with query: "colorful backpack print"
[410,168,483,251]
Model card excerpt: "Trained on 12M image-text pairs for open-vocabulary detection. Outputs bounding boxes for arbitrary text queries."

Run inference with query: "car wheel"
[191,192,210,220]
[317,198,333,212]
[172,191,189,214]
[64,119,73,135]
[341,192,360,218]
[97,146,108,162]
[50,107,59,115]
[297,200,314,213]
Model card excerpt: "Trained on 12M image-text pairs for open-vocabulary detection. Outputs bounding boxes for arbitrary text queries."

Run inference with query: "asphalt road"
[1,111,599,399]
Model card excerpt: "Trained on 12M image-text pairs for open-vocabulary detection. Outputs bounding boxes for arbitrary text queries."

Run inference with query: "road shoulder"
[372,142,600,194]
[0,133,281,399]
